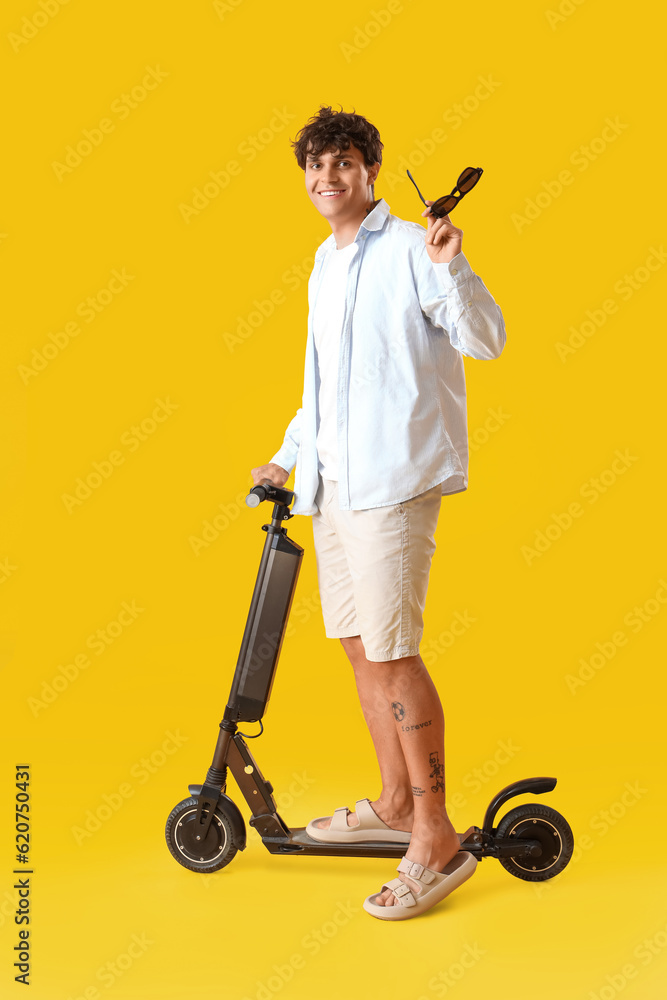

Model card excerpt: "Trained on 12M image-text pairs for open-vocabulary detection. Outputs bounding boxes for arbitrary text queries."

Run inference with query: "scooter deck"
[258,826,483,859]
[264,827,410,858]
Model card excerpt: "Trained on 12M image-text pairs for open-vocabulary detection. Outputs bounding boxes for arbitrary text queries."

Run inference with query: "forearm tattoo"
[412,785,426,797]
[429,751,445,793]
[391,702,405,721]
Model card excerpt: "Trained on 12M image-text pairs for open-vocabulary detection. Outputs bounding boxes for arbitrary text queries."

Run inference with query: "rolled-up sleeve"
[269,407,302,474]
[415,244,507,361]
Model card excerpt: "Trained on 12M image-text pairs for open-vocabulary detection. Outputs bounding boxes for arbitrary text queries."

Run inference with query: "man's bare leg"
[315,635,461,907]
[312,635,415,832]
[368,648,461,906]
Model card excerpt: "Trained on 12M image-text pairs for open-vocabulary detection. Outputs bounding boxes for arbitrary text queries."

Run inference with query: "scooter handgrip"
[245,480,276,507]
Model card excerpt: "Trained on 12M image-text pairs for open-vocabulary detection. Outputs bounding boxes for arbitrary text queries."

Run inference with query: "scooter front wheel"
[495,803,574,882]
[165,797,238,873]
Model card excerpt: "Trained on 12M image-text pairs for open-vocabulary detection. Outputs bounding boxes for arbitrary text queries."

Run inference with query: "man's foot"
[363,851,478,920]
[373,819,462,906]
[312,798,414,832]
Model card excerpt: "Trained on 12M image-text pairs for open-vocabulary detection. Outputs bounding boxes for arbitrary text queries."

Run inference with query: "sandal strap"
[397,857,436,884]
[381,877,416,907]
[354,798,379,826]
[329,806,351,832]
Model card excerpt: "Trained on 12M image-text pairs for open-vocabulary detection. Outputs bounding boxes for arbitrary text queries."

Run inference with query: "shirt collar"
[361,197,391,232]
[315,198,391,259]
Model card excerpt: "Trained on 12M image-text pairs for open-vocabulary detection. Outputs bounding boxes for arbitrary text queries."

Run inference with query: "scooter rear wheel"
[165,797,238,873]
[495,803,574,881]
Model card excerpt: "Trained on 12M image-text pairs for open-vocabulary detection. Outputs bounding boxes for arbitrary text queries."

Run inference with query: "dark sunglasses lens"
[432,195,457,216]
[457,168,480,193]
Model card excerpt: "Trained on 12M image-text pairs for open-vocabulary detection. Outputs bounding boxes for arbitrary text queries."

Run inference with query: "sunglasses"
[406,166,484,218]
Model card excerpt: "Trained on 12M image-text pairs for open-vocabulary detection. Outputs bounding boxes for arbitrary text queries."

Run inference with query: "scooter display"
[165,481,574,882]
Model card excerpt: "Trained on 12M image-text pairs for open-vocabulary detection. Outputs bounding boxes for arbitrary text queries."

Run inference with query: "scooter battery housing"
[225,525,304,723]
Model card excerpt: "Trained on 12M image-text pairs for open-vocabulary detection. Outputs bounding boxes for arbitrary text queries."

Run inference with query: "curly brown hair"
[291,105,383,170]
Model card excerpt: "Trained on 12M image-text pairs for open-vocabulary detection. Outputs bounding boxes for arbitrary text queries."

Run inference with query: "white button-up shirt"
[269,198,506,516]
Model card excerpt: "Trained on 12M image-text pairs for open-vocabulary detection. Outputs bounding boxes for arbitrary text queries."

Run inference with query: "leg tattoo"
[429,751,445,794]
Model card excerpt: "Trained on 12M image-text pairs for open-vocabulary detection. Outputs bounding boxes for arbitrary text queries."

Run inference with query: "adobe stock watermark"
[511,117,629,234]
[240,899,359,1000]
[8,0,71,53]
[283,585,323,638]
[339,1,404,62]
[468,406,511,453]
[383,75,502,191]
[71,730,188,845]
[62,932,154,998]
[178,107,295,223]
[533,779,648,901]
[545,0,588,30]
[199,770,316,888]
[61,397,179,513]
[284,563,352,639]
[27,600,145,717]
[223,252,315,352]
[421,610,477,668]
[17,268,135,384]
[283,560,359,643]
[555,246,667,361]
[350,336,404,389]
[52,66,169,181]
[587,917,667,1000]
[359,604,479,730]
[189,489,252,554]
[212,0,244,19]
[417,941,486,999]
[565,578,667,694]
[447,739,521,823]
[0,558,18,584]
[521,448,639,566]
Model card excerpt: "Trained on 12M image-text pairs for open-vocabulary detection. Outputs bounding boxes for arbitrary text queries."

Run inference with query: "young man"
[250,106,506,920]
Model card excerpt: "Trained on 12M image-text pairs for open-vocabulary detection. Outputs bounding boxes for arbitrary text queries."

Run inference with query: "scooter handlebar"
[246,479,295,508]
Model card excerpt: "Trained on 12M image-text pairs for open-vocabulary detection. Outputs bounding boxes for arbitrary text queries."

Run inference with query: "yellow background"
[2,0,666,997]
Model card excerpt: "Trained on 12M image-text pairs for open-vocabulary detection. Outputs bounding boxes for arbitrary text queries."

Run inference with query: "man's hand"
[250,462,289,487]
[422,202,463,264]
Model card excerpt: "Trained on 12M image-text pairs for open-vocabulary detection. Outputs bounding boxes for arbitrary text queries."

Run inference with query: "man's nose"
[319,167,340,184]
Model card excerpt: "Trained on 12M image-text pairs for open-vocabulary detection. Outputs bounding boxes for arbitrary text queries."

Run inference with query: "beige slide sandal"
[305,797,412,844]
[363,852,478,920]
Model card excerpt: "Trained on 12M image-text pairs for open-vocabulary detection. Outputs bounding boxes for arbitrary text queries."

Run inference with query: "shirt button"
[467,300,472,307]
[451,268,458,275]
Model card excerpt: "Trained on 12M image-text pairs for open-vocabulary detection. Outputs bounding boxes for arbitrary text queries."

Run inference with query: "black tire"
[165,797,238,873]
[495,803,574,882]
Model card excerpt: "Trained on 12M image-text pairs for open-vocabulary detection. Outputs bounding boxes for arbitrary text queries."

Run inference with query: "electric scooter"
[165,481,574,882]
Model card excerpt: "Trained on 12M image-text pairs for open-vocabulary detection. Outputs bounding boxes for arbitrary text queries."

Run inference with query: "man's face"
[304,144,380,224]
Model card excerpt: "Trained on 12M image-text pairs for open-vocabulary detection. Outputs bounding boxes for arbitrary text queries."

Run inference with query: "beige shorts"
[311,476,442,662]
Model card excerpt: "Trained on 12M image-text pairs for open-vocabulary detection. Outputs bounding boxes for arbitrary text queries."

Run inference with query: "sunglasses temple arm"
[406,169,428,206]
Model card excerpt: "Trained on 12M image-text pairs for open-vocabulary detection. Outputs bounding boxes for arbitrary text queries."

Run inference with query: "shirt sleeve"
[269,407,302,474]
[415,244,507,361]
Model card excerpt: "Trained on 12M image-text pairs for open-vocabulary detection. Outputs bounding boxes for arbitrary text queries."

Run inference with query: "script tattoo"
[429,751,445,794]
[401,719,432,732]
[392,702,405,722]
[412,785,426,797]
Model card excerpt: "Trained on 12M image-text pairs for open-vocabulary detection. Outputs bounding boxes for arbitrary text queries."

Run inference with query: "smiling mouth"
[318,189,345,198]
